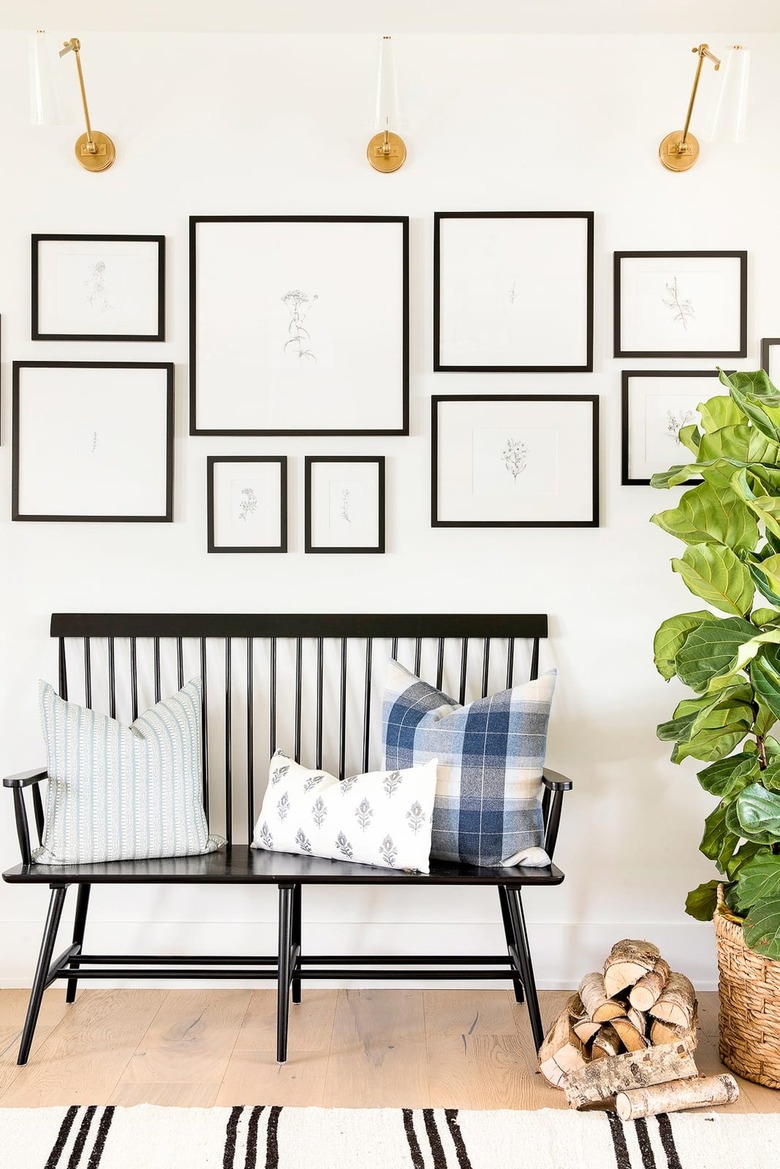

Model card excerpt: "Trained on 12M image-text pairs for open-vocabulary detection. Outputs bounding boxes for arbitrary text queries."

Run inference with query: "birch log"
[611,1016,650,1052]
[615,1074,739,1121]
[649,972,697,1029]
[603,939,661,998]
[629,958,671,1012]
[538,999,588,1087]
[563,1041,697,1109]
[591,1023,622,1060]
[650,1011,699,1051]
[579,972,625,1022]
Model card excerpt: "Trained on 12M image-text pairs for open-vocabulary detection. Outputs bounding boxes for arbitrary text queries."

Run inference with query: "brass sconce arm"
[660,43,721,172]
[59,36,116,172]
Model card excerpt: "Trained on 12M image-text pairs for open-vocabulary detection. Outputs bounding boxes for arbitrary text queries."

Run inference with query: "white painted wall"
[0,30,777,990]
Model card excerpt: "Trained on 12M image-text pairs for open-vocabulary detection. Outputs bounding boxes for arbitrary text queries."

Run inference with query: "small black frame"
[207,455,288,553]
[761,337,780,384]
[614,250,747,358]
[621,369,722,486]
[433,211,595,373]
[12,355,174,521]
[431,394,599,528]
[31,234,166,342]
[304,455,386,553]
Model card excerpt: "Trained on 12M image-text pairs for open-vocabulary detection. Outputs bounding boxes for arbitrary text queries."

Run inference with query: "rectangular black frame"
[31,234,166,342]
[614,250,748,358]
[621,369,722,486]
[207,455,288,553]
[304,455,386,553]
[433,211,595,373]
[431,394,599,528]
[189,216,410,436]
[761,337,780,385]
[12,361,174,522]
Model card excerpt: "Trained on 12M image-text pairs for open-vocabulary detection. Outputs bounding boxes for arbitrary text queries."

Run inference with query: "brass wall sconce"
[660,43,750,172]
[367,36,406,173]
[59,37,115,172]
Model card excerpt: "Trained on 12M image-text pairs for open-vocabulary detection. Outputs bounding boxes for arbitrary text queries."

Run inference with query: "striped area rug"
[0,1103,777,1169]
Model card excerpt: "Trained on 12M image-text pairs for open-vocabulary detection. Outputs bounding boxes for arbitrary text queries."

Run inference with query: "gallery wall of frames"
[8,221,759,544]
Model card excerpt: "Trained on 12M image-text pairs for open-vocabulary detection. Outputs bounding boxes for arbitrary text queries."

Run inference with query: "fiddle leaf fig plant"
[652,368,780,959]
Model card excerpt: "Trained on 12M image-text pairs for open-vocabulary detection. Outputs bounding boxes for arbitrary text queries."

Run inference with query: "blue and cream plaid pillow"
[382,660,556,869]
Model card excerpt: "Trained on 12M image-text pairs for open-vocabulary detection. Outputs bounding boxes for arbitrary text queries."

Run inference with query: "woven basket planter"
[715,887,780,1088]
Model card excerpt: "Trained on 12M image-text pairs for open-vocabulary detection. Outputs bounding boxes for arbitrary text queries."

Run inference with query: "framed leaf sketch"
[431,395,599,527]
[190,216,409,436]
[614,251,747,358]
[207,456,288,553]
[304,456,386,553]
[433,211,594,372]
[12,361,174,522]
[761,338,780,386]
[621,370,723,486]
[32,234,165,341]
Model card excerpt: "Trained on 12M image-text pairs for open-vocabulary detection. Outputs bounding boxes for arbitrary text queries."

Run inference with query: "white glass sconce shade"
[705,46,750,142]
[375,35,401,133]
[29,30,68,125]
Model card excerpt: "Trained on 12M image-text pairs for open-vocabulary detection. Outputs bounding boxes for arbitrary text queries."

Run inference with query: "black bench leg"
[65,884,91,1005]
[18,885,68,1065]
[505,886,545,1053]
[276,883,295,1064]
[497,886,524,1004]
[291,883,302,1005]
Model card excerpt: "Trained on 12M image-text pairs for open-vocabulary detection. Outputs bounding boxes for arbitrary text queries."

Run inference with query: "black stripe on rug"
[67,1106,97,1169]
[656,1114,683,1169]
[266,1105,282,1169]
[44,1106,79,1169]
[444,1109,472,1169]
[86,1106,115,1169]
[634,1118,657,1169]
[423,1108,448,1169]
[224,1106,243,1169]
[244,1105,264,1169]
[402,1108,425,1169]
[607,1110,633,1169]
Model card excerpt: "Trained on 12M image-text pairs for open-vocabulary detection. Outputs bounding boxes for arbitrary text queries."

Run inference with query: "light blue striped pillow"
[35,679,224,865]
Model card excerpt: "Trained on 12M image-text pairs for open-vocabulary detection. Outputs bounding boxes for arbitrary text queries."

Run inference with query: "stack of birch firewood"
[539,939,739,1119]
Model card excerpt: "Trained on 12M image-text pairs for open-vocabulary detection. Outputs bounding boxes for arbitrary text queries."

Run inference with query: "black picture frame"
[12,361,174,522]
[621,369,722,486]
[614,250,747,358]
[304,455,386,553]
[761,338,780,386]
[189,216,409,436]
[433,211,595,373]
[207,455,288,553]
[431,394,599,527]
[31,234,166,342]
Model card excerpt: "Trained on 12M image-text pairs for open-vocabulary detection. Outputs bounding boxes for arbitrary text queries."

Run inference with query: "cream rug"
[0,1103,777,1169]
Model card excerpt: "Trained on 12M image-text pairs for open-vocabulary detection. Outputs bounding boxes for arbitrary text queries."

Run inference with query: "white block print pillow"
[251,751,438,873]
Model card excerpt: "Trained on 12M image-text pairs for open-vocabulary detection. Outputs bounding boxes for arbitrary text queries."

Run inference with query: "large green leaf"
[672,701,752,762]
[658,685,749,744]
[674,616,756,692]
[698,394,744,433]
[696,753,760,797]
[725,841,765,882]
[685,879,721,921]
[723,370,780,443]
[677,424,701,456]
[704,628,780,694]
[736,852,780,908]
[698,424,751,463]
[671,544,754,616]
[735,782,780,843]
[700,800,741,869]
[751,645,780,721]
[653,611,719,681]
[651,482,758,551]
[749,557,780,607]
[760,758,780,792]
[754,697,778,738]
[743,896,780,959]
[752,608,780,629]
[744,496,780,541]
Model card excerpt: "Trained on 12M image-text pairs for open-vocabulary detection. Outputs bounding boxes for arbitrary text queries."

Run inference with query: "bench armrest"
[3,767,48,789]
[543,769,573,792]
[4,769,47,866]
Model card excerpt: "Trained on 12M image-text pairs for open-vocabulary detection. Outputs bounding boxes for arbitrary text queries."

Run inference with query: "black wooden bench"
[3,613,571,1067]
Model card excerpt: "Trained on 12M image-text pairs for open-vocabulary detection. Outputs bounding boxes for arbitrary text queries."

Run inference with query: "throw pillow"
[35,678,224,865]
[382,660,556,868]
[252,751,437,873]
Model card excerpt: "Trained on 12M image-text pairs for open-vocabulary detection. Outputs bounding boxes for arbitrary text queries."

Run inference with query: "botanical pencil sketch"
[501,437,528,483]
[238,486,258,522]
[84,260,114,315]
[282,289,318,363]
[662,277,695,331]
[665,408,696,447]
[91,431,98,454]
[339,487,352,523]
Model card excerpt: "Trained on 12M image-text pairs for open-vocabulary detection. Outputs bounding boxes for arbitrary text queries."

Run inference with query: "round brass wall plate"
[367,131,407,173]
[659,130,700,172]
[75,130,116,173]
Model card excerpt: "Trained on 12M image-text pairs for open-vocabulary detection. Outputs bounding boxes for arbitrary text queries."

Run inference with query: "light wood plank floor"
[0,989,777,1110]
